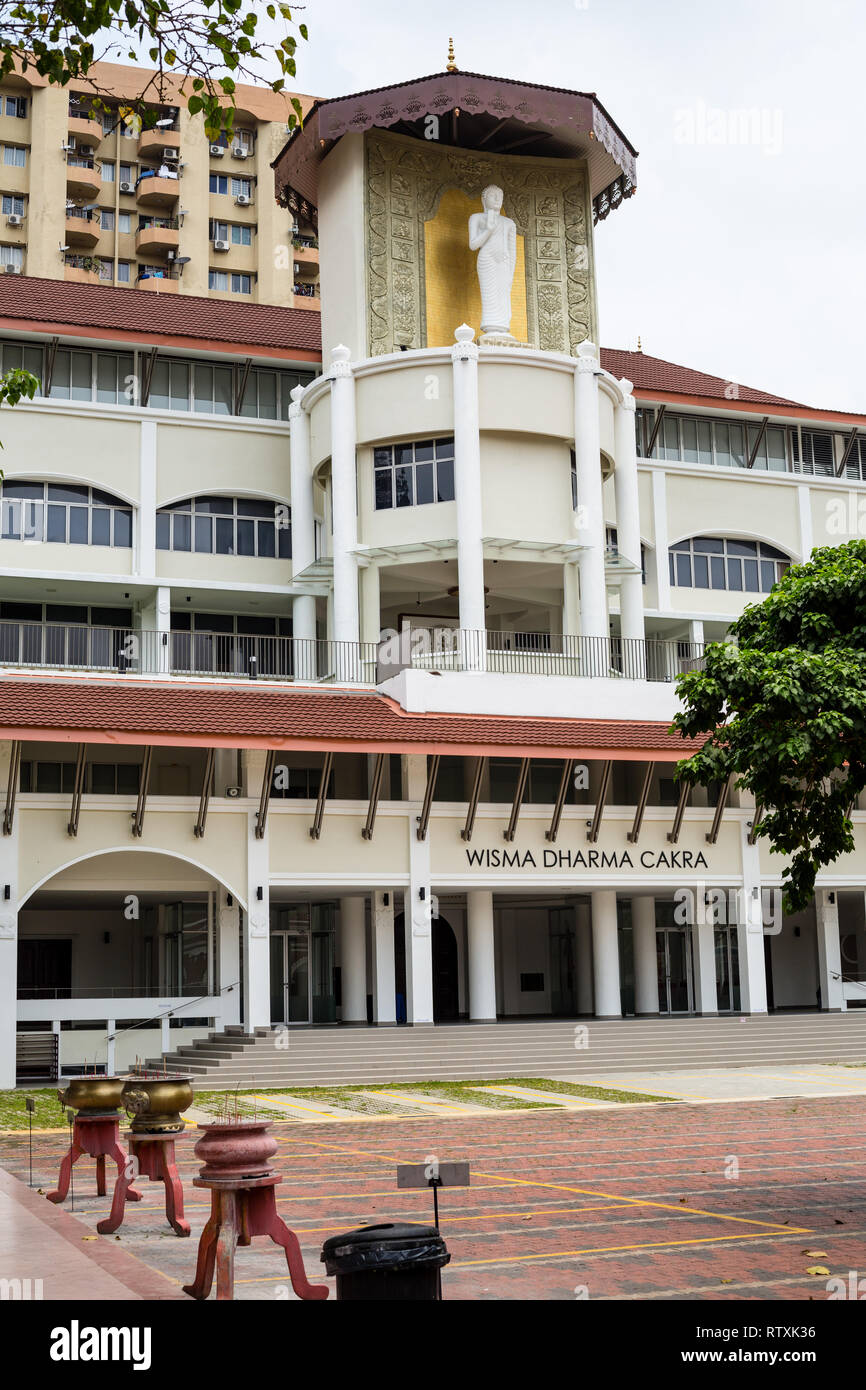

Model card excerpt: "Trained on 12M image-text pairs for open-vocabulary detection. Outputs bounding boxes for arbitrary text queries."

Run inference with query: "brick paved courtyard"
[2,1095,865,1300]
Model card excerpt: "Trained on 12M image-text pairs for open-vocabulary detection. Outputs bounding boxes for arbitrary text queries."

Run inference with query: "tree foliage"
[0,0,308,138]
[673,540,866,912]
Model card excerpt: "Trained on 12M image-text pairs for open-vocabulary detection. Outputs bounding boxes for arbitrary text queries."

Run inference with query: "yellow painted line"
[479,1085,610,1108]
[450,1230,803,1268]
[582,1079,714,1101]
[251,1094,348,1119]
[731,1068,866,1090]
[362,1090,484,1115]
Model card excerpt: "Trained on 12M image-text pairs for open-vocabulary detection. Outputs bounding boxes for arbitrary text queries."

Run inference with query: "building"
[0,60,319,305]
[1,63,865,1087]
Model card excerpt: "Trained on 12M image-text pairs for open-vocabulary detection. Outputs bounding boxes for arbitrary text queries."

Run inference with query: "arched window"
[0,481,132,547]
[156,495,291,558]
[669,537,789,594]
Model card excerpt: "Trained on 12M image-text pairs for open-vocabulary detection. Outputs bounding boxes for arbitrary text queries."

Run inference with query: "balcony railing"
[0,623,379,685]
[0,622,705,685]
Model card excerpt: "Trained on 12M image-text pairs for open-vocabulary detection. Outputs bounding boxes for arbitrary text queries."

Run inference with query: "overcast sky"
[280,0,864,412]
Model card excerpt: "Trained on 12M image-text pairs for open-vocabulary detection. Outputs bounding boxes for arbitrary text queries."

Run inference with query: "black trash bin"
[321,1222,450,1300]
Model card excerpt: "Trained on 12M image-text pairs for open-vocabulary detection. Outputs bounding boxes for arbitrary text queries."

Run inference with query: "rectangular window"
[231,223,252,245]
[117,260,131,283]
[1,194,24,215]
[102,160,115,182]
[5,96,27,118]
[374,439,455,510]
[98,258,112,280]
[230,177,251,199]
[119,164,133,183]
[230,272,250,294]
[209,173,228,195]
[118,211,132,234]
[149,359,190,412]
[209,219,228,241]
[3,146,26,167]
[101,209,115,231]
[208,269,228,291]
[0,243,23,269]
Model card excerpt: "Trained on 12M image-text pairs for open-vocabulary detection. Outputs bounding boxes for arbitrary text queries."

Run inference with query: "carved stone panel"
[364,130,596,356]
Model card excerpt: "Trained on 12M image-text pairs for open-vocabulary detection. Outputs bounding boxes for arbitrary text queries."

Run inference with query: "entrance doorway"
[656,926,693,1013]
[269,905,336,1024]
[714,927,741,1011]
[394,913,460,1022]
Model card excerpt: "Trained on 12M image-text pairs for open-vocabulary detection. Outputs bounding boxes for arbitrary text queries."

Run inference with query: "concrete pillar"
[106,1024,116,1077]
[360,561,381,680]
[737,826,768,1014]
[467,890,496,1021]
[218,891,241,1026]
[573,341,607,643]
[692,911,719,1016]
[403,754,434,1023]
[452,325,486,668]
[591,889,621,1017]
[139,585,170,674]
[0,742,18,1088]
[243,750,271,1029]
[613,383,645,658]
[340,896,367,1022]
[816,890,844,1011]
[633,895,659,1015]
[575,901,594,1013]
[329,345,360,669]
[372,890,396,1024]
[137,418,157,580]
[289,382,318,680]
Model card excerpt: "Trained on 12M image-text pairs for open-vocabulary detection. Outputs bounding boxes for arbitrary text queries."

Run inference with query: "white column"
[797,484,814,562]
[137,417,157,579]
[692,916,718,1015]
[651,469,670,611]
[290,383,318,681]
[738,825,768,1014]
[816,890,844,1011]
[404,754,434,1023]
[591,889,621,1017]
[340,896,367,1022]
[372,890,396,1024]
[573,341,607,645]
[452,324,486,668]
[575,901,594,1013]
[0,743,18,1088]
[360,562,380,681]
[218,891,241,1026]
[613,382,645,651]
[243,750,271,1029]
[106,1024,116,1077]
[139,585,170,674]
[467,890,497,1021]
[329,345,360,677]
[633,895,659,1015]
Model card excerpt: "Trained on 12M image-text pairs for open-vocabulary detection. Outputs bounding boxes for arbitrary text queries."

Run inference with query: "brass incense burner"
[57,1076,125,1115]
[122,1076,195,1135]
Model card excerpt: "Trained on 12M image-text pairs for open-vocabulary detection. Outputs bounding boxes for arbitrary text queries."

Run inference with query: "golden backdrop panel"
[424,188,528,347]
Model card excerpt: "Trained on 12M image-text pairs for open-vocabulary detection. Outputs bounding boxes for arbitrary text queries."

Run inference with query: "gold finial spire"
[446,37,457,72]
[636,335,642,352]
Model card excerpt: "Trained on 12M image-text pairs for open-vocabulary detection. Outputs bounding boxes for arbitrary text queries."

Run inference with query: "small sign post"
[25,1096,34,1186]
[396,1159,470,1300]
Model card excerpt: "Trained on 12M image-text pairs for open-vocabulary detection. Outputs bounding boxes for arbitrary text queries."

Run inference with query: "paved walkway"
[555,1064,866,1103]
[1,1094,865,1300]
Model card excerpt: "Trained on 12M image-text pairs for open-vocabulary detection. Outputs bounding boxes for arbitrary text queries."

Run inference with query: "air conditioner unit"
[225,785,242,798]
[5,264,22,275]
[210,144,224,157]
[166,250,177,261]
[6,214,23,227]
[163,148,179,161]
[232,147,248,159]
[119,180,133,193]
[234,194,251,207]
[212,238,230,252]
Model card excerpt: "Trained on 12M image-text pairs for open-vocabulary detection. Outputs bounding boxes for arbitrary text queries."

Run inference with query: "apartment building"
[0,61,319,306]
[0,64,864,1087]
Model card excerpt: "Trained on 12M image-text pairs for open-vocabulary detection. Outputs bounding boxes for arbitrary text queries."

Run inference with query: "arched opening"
[394,912,460,1023]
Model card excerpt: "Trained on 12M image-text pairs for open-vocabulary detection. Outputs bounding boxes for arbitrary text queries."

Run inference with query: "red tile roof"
[0,275,322,358]
[600,348,803,408]
[0,677,696,760]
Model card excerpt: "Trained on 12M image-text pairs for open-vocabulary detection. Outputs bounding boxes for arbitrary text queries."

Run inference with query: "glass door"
[656,927,694,1013]
[714,927,741,1012]
[269,928,311,1024]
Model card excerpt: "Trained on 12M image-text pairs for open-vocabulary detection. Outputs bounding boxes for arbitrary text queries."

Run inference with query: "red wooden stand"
[96,1132,190,1237]
[46,1113,142,1227]
[183,1175,329,1302]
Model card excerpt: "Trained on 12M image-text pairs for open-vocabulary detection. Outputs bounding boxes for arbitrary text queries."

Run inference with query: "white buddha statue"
[468,184,517,337]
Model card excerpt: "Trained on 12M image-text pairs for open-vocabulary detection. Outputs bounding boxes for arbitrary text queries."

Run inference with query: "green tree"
[672,540,866,912]
[0,1,307,138]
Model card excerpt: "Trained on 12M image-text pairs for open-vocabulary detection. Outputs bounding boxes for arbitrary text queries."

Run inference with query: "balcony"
[138,269,179,293]
[292,242,318,265]
[65,154,101,201]
[65,206,101,248]
[0,622,704,688]
[63,254,100,285]
[137,127,180,160]
[292,283,320,310]
[67,106,103,147]
[135,169,180,208]
[135,217,180,255]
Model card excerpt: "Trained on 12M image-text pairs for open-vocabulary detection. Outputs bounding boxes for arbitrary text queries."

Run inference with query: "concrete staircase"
[147,1012,866,1089]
